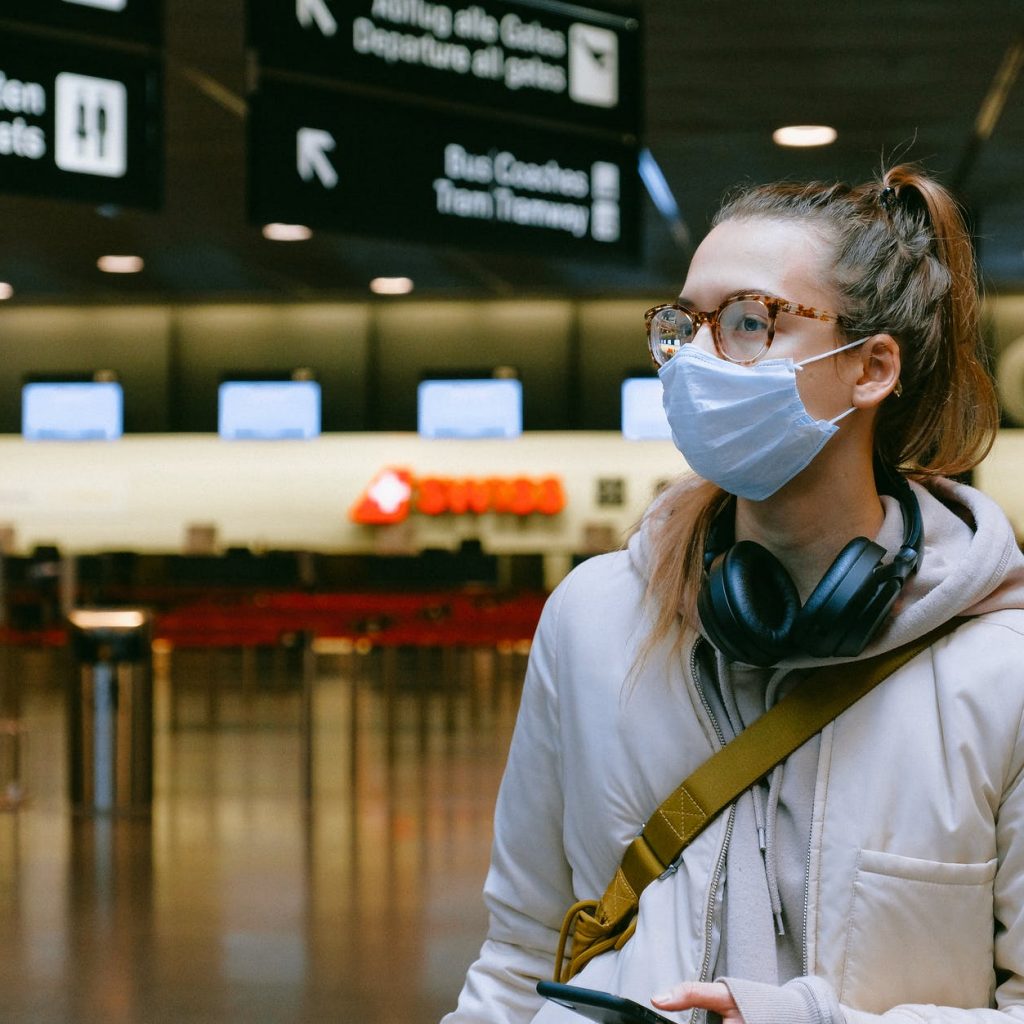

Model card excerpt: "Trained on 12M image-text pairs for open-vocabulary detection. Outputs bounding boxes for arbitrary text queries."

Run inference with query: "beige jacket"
[444,478,1024,1024]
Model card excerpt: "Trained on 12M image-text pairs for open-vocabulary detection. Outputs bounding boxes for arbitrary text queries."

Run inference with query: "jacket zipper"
[691,639,727,748]
[801,722,829,977]
[689,638,733,1003]
[801,819,813,976]
[698,804,735,982]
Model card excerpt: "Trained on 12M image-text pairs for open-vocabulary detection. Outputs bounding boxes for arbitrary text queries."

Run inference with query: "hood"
[627,474,1024,667]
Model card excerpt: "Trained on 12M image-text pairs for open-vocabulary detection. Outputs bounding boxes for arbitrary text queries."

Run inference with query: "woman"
[442,166,1024,1024]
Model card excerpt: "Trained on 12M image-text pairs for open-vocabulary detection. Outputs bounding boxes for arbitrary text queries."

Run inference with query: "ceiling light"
[97,255,144,274]
[0,282,13,300]
[370,276,414,295]
[68,609,147,630]
[772,125,838,148]
[638,148,680,221]
[262,223,313,241]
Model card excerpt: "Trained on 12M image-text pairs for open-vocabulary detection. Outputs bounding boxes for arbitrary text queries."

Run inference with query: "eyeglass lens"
[650,299,772,365]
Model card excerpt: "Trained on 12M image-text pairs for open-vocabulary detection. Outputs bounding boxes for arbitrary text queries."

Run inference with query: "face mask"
[658,337,867,501]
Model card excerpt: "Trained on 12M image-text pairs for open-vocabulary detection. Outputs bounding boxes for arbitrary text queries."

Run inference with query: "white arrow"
[296,0,337,37]
[297,128,338,189]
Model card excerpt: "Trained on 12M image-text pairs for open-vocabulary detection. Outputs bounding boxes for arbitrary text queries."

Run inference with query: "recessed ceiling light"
[370,276,414,295]
[262,223,313,241]
[772,125,838,148]
[97,255,144,274]
[0,282,13,300]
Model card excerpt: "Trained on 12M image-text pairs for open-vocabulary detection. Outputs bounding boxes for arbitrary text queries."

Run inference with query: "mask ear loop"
[793,335,871,370]
[793,336,873,426]
[828,406,857,426]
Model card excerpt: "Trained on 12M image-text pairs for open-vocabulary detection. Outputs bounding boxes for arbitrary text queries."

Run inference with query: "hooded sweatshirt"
[442,476,1024,1024]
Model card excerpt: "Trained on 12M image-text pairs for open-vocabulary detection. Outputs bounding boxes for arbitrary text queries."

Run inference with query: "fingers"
[651,980,738,1015]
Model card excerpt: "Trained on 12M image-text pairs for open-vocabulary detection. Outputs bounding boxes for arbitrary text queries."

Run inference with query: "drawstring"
[715,649,746,737]
[762,669,789,936]
[764,764,786,936]
[747,764,786,936]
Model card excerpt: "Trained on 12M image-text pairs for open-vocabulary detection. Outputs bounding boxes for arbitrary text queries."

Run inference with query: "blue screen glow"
[417,379,522,439]
[621,377,672,441]
[22,381,124,440]
[218,380,321,440]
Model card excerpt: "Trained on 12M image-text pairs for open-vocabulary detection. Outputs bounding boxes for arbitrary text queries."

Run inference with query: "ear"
[851,334,901,410]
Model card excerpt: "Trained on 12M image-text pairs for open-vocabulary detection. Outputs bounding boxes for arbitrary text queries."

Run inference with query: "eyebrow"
[675,289,783,307]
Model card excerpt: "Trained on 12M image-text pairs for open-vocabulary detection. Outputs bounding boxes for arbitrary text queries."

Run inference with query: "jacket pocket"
[840,849,996,1012]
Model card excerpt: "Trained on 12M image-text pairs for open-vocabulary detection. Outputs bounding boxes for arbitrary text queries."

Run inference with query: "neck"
[733,448,885,601]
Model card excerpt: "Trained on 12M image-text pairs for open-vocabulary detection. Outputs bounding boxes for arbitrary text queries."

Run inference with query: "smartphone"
[536,980,675,1024]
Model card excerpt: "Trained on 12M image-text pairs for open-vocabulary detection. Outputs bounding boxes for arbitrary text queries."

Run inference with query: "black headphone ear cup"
[794,538,886,656]
[698,541,801,666]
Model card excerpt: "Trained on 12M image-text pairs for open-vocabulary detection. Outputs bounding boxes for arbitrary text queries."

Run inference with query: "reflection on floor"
[0,643,525,1024]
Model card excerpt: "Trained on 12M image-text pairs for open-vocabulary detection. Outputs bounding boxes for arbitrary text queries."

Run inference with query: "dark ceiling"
[0,0,1021,303]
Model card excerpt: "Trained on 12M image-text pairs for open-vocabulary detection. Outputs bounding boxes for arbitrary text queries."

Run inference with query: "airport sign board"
[249,81,639,259]
[248,0,641,138]
[0,34,162,207]
[0,0,162,44]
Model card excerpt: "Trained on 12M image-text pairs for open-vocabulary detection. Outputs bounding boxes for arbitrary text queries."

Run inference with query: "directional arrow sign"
[296,0,336,37]
[297,128,338,188]
[250,82,639,261]
[249,0,639,139]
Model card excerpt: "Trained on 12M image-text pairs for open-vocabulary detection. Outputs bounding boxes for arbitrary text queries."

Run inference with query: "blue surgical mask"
[658,337,868,501]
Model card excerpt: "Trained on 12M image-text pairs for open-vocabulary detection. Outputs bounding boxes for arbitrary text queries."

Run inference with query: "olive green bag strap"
[554,616,968,982]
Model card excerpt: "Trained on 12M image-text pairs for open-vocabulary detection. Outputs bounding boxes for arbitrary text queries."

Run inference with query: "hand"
[651,981,744,1023]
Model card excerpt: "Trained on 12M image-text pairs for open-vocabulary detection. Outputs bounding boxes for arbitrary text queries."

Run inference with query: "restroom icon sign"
[54,72,128,178]
[568,23,619,109]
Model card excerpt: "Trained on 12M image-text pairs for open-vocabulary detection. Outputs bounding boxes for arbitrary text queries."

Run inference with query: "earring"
[893,380,903,398]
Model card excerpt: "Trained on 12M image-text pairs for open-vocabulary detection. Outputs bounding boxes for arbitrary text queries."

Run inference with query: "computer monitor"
[218,379,321,440]
[621,376,672,441]
[22,379,124,440]
[417,378,523,439]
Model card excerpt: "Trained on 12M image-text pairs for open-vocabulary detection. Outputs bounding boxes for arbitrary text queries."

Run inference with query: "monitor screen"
[417,378,523,439]
[218,380,321,440]
[22,380,124,440]
[621,377,672,441]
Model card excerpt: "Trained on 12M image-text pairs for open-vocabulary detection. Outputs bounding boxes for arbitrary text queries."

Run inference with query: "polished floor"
[0,643,524,1023]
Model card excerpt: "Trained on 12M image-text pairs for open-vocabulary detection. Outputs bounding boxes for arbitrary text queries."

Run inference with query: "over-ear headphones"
[697,466,922,666]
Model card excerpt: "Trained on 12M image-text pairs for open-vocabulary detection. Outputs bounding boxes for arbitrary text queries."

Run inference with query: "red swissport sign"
[350,468,566,525]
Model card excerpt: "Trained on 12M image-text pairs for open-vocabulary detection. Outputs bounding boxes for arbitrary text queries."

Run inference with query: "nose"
[691,318,717,355]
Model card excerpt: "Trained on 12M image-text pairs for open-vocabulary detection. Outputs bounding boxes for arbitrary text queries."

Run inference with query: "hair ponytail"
[871,165,997,474]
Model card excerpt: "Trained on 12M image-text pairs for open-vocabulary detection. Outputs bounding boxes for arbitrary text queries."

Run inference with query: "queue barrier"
[0,590,542,807]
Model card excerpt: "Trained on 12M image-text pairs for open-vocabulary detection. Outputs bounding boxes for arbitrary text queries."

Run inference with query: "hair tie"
[880,185,898,212]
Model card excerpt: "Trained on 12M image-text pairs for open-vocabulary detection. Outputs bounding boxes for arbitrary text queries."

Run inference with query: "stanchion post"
[300,630,315,802]
[66,609,153,816]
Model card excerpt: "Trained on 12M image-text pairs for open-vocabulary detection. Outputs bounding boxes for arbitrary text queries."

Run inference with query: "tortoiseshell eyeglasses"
[645,294,842,366]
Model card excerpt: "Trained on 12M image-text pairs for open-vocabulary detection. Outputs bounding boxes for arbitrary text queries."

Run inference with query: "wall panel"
[578,298,662,429]
[172,304,371,431]
[373,300,574,430]
[0,306,172,432]
[990,297,1024,426]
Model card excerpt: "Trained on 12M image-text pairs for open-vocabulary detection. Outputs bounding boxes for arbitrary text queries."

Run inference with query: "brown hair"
[641,164,999,650]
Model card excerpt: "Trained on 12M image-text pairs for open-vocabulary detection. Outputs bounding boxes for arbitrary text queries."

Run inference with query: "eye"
[717,299,772,361]
[737,313,767,334]
[719,299,770,334]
